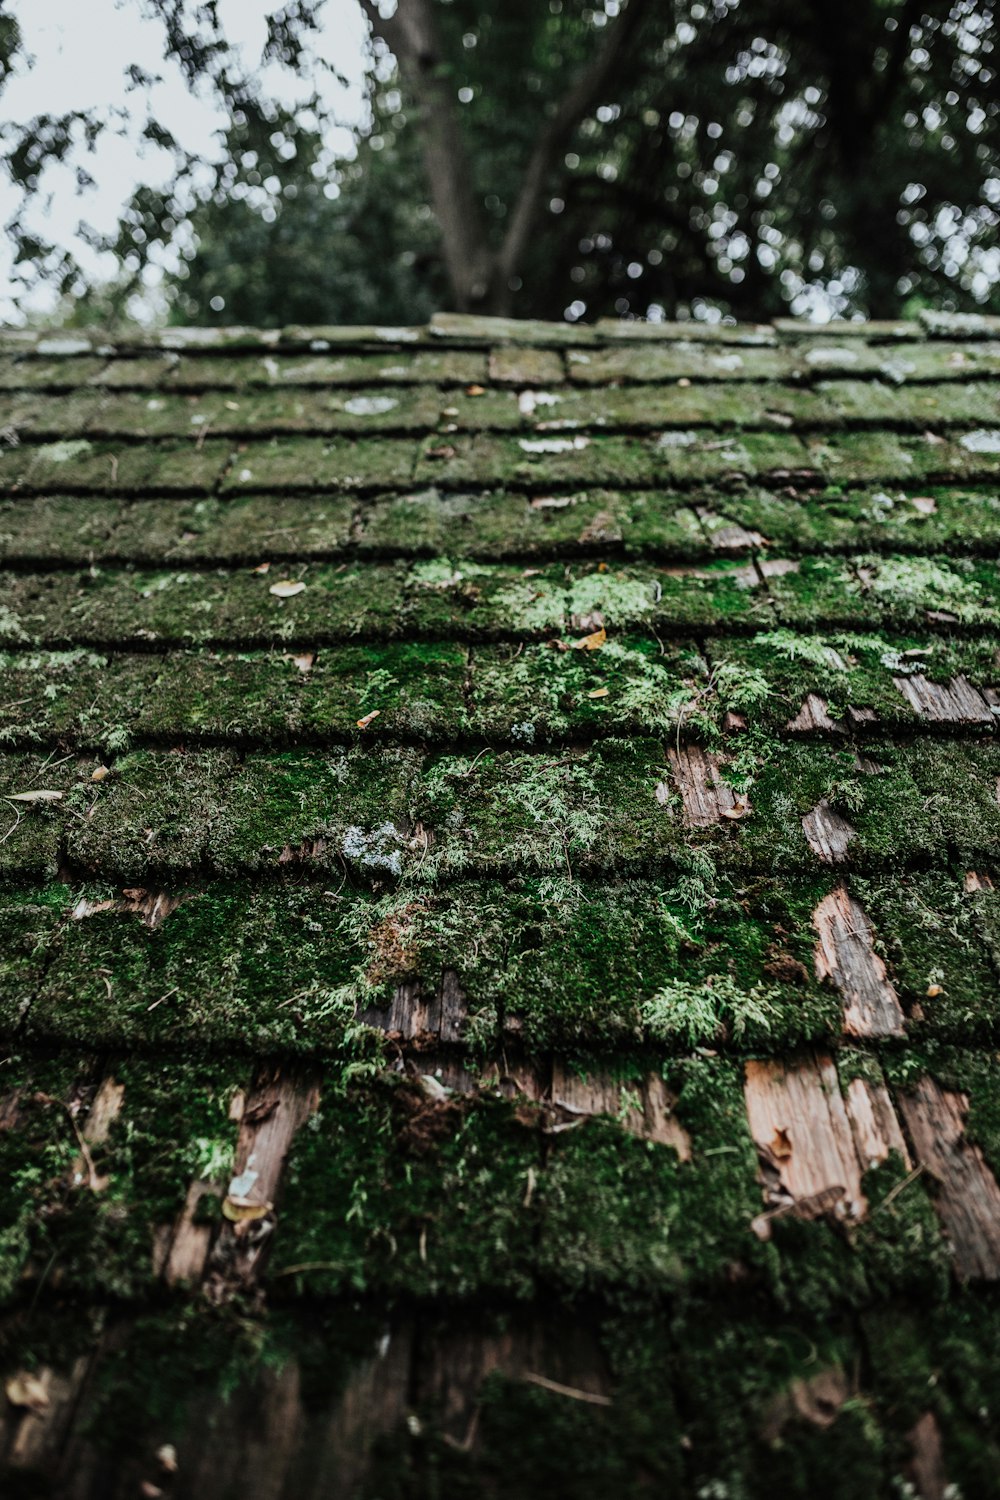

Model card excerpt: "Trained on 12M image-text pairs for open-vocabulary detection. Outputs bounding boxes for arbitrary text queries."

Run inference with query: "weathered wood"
[667,744,748,826]
[358,968,467,1044]
[812,885,906,1037]
[743,1054,868,1228]
[0,1359,91,1474]
[81,1074,124,1144]
[0,1310,614,1496]
[905,1411,949,1500]
[785,694,845,734]
[893,672,993,724]
[550,1062,691,1158]
[897,1076,1000,1280]
[845,1075,911,1170]
[696,508,765,552]
[801,799,856,863]
[71,886,196,928]
[159,1180,218,1287]
[415,1314,611,1446]
[208,1065,322,1291]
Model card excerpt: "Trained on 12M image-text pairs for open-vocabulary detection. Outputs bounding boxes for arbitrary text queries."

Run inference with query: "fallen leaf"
[720,797,751,821]
[357,709,381,729]
[750,1212,773,1241]
[573,627,606,651]
[910,496,937,515]
[91,765,111,783]
[677,377,692,388]
[5,789,63,804]
[5,1372,50,1412]
[222,1195,273,1223]
[251,561,271,575]
[770,1127,793,1160]
[587,687,610,699]
[529,495,574,510]
[597,561,609,573]
[269,580,306,598]
[522,567,542,577]
[926,984,943,997]
[466,384,486,396]
[157,1445,178,1474]
[289,653,315,674]
[140,1483,163,1498]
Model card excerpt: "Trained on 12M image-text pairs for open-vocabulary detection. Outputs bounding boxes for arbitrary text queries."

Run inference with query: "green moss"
[30,884,371,1051]
[0,1051,244,1302]
[219,436,417,492]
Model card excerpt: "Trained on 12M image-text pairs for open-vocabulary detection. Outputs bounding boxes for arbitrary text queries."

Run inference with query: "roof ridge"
[3,308,1000,356]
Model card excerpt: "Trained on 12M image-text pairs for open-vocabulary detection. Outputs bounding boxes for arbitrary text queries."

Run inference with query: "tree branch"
[496,0,658,294]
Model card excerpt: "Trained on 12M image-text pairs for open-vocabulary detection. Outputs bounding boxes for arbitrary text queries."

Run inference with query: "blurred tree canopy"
[1,0,998,325]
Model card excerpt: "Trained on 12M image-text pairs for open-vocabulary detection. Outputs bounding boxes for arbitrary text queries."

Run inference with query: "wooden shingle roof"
[3,311,1000,1496]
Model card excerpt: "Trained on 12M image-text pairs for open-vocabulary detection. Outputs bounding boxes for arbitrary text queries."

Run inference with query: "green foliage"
[1,0,997,323]
[642,973,780,1046]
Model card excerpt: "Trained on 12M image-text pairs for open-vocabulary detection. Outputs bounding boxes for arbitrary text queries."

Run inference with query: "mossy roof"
[4,310,1000,1497]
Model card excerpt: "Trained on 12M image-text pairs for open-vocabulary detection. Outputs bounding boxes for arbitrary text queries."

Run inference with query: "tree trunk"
[362,0,655,315]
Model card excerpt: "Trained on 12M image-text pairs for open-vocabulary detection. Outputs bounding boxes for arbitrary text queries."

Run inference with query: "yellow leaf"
[5,1373,50,1412]
[357,709,381,729]
[222,1195,273,1223]
[91,765,111,783]
[251,561,271,574]
[573,627,606,651]
[466,384,486,396]
[269,580,306,598]
[926,984,943,997]
[587,687,610,699]
[157,1445,178,1474]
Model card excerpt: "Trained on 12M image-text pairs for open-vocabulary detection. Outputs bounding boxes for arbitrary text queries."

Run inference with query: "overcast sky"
[0,0,370,321]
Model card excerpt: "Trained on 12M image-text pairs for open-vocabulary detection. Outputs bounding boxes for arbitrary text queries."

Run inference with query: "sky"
[0,0,371,322]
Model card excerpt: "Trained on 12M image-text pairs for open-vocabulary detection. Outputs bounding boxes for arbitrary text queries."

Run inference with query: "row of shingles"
[2,422,1000,502]
[11,482,1000,571]
[1,628,997,746]
[1,634,998,791]
[5,546,1000,651]
[4,345,1000,427]
[4,733,1000,894]
[1,333,999,490]
[3,952,1000,1310]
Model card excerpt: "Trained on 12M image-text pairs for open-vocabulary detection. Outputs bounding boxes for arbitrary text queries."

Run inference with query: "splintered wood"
[905,1412,949,1500]
[743,1055,868,1228]
[159,1066,320,1290]
[897,1077,1000,1280]
[785,694,844,734]
[667,744,747,826]
[812,885,906,1037]
[893,673,994,724]
[801,800,856,863]
[71,887,195,928]
[359,969,467,1044]
[550,1062,691,1159]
